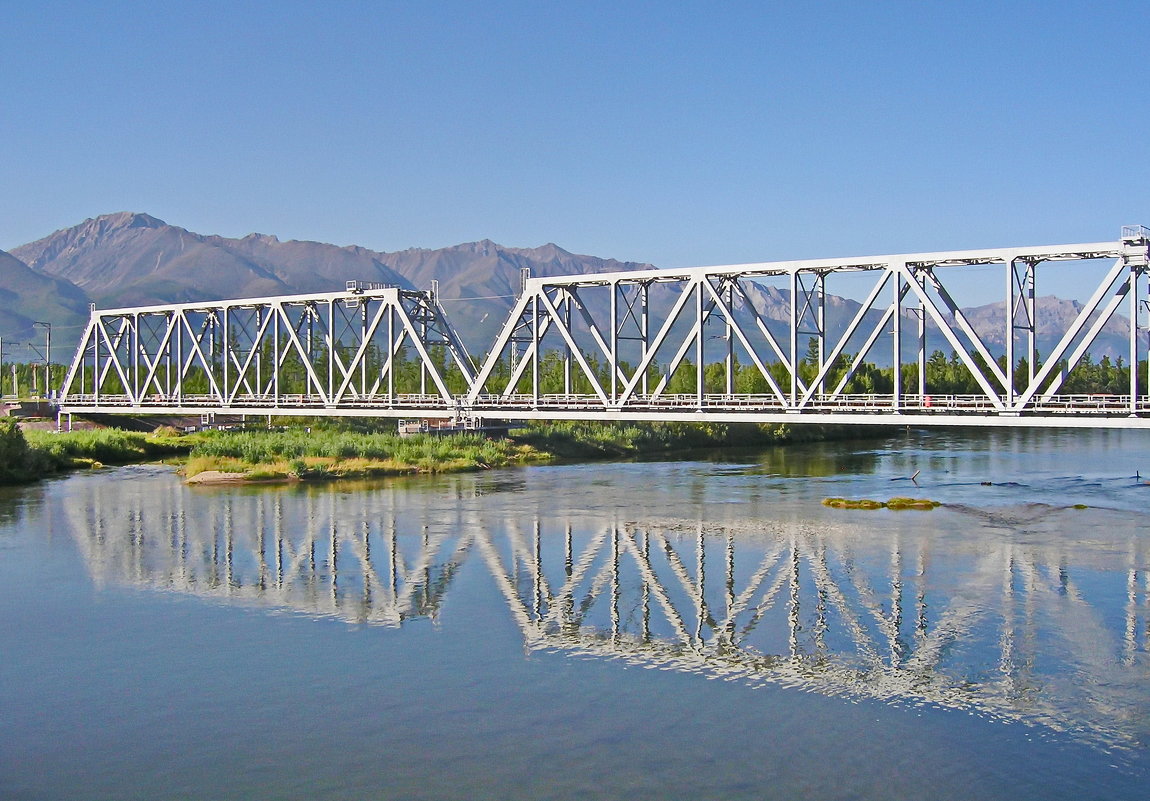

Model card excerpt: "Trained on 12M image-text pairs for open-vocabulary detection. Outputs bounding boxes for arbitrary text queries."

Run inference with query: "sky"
[3,0,1150,275]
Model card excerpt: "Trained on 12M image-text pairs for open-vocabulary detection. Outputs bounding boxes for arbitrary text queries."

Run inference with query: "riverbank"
[1,420,189,484]
[0,418,879,485]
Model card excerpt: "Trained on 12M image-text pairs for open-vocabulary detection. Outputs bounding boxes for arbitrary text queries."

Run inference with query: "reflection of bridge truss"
[59,229,1150,427]
[480,517,1150,747]
[64,475,1150,748]
[69,477,469,626]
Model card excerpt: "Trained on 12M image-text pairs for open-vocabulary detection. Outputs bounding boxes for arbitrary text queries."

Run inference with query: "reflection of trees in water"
[65,477,1150,751]
[688,439,885,477]
[0,482,45,528]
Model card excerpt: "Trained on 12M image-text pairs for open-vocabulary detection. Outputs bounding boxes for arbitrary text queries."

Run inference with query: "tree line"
[7,341,1146,400]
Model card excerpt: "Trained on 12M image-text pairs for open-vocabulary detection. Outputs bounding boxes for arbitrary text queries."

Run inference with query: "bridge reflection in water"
[67,474,1149,751]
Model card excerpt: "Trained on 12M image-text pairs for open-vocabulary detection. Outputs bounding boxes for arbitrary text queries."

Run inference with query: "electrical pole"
[33,322,52,399]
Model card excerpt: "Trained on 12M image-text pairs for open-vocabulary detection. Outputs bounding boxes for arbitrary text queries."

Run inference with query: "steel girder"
[58,284,476,418]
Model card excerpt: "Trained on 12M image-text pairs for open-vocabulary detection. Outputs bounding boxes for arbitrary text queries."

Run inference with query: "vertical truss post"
[222,307,230,402]
[418,294,428,397]
[386,304,395,405]
[610,281,618,404]
[177,310,185,401]
[563,292,572,396]
[695,278,704,407]
[892,269,903,410]
[326,299,334,401]
[1006,258,1016,406]
[641,281,650,396]
[273,307,280,406]
[1128,260,1148,414]
[362,300,372,399]
[531,294,539,407]
[917,288,926,399]
[255,307,263,397]
[132,312,140,403]
[1130,266,1140,413]
[816,272,826,396]
[1026,261,1037,385]
[92,316,99,404]
[725,279,735,396]
[789,270,799,406]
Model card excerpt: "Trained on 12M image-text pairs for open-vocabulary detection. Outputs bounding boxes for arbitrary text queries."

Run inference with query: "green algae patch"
[823,497,940,511]
[886,497,942,511]
[822,498,884,510]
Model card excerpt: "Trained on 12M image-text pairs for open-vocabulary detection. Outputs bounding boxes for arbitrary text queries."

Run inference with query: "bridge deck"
[59,392,1150,428]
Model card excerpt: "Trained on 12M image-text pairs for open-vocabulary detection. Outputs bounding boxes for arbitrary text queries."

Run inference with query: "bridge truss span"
[466,229,1150,427]
[58,282,476,418]
[58,229,1150,427]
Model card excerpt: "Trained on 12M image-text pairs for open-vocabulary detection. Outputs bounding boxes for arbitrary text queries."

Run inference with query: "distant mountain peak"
[451,239,501,255]
[89,211,168,231]
[241,232,281,244]
[528,242,573,258]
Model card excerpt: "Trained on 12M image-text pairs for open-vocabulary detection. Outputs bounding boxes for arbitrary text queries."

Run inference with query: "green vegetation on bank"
[0,417,875,486]
[0,421,189,484]
[179,420,850,480]
[0,420,47,484]
[183,429,542,480]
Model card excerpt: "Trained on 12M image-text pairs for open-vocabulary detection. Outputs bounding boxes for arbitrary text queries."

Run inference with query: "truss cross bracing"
[59,228,1150,428]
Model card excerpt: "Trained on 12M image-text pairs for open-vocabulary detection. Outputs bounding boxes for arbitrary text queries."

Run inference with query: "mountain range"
[2,212,654,357]
[0,212,1134,364]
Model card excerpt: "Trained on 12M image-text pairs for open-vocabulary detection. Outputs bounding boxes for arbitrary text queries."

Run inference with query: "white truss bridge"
[58,227,1150,428]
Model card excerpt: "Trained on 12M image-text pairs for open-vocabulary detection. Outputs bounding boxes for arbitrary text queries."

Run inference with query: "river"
[2,427,1148,800]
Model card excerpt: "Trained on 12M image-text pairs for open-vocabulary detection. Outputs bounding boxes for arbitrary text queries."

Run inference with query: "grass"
[1,421,192,484]
[23,426,188,466]
[182,429,544,480]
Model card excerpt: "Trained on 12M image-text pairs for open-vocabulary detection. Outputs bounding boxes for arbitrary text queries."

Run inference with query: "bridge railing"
[469,392,1149,415]
[60,392,459,410]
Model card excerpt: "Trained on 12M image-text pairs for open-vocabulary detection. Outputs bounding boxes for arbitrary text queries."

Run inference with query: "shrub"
[0,420,44,483]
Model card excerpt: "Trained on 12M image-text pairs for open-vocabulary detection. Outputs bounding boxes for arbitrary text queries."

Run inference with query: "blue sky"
[3,0,1149,276]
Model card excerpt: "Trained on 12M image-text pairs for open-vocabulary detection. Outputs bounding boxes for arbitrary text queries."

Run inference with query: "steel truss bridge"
[59,227,1150,428]
[66,477,1150,749]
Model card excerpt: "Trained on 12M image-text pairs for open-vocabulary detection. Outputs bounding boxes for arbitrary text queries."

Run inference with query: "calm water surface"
[2,428,1149,800]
